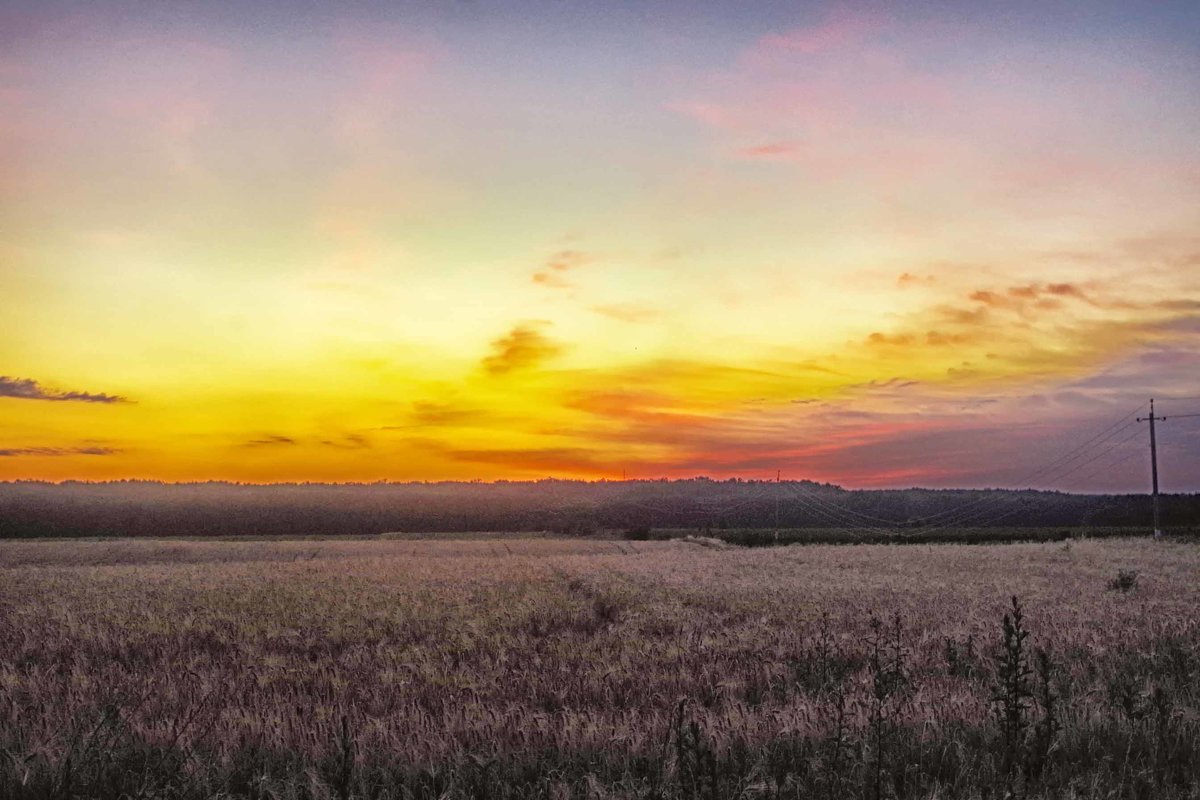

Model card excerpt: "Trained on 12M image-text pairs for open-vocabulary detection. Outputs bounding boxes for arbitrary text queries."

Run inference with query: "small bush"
[591,594,625,626]
[1108,569,1139,592]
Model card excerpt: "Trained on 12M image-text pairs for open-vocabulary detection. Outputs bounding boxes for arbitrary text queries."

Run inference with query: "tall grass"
[1,537,1197,798]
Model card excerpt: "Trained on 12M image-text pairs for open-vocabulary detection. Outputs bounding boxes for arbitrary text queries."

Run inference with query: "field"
[2,536,1199,799]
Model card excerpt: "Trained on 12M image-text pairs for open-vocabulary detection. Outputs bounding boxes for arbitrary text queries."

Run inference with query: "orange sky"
[2,2,1199,490]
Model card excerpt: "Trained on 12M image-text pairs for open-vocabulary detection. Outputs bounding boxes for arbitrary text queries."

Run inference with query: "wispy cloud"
[861,276,1200,375]
[672,7,954,184]
[319,433,372,449]
[751,8,886,59]
[670,3,1193,218]
[240,434,298,448]
[737,140,801,159]
[531,249,588,289]
[481,323,563,376]
[0,376,129,404]
[434,445,615,474]
[0,446,119,457]
[897,272,935,287]
[591,303,661,323]
[236,433,374,450]
[332,25,440,149]
[967,282,1098,313]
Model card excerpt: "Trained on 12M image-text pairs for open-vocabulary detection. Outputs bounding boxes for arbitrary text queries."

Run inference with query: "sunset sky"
[2,1,1198,489]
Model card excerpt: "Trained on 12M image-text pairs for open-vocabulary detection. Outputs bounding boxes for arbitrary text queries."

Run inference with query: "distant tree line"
[1,479,1197,538]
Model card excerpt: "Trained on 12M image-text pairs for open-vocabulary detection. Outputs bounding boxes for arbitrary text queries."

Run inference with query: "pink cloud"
[666,10,1186,215]
[749,8,886,61]
[89,37,238,178]
[331,25,441,148]
[671,9,959,185]
[2,26,240,185]
[671,10,1194,227]
[738,140,801,159]
[666,101,739,131]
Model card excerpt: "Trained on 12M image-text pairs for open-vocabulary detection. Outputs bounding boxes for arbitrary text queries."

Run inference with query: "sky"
[1,0,1199,490]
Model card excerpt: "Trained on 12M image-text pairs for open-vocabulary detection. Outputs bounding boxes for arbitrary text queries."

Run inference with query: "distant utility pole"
[774,470,781,534]
[1136,399,1200,538]
[1137,400,1165,538]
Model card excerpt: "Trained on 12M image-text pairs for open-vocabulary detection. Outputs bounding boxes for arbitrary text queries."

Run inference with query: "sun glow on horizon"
[2,1,1199,490]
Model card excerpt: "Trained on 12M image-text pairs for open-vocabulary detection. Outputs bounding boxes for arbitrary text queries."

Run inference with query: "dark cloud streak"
[240,435,298,448]
[0,376,129,404]
[0,446,120,457]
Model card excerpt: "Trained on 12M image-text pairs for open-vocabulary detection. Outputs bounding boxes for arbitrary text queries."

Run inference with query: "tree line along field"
[1,536,1198,799]
[4,480,1199,538]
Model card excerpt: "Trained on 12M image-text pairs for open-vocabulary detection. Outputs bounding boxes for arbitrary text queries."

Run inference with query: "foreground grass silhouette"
[1,536,1197,798]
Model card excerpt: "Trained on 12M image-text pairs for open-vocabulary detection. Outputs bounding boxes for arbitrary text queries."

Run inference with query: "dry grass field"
[1,536,1198,799]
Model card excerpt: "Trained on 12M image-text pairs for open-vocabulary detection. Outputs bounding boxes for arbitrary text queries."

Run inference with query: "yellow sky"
[2,3,1199,488]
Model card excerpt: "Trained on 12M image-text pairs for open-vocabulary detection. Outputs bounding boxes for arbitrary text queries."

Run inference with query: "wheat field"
[1,536,1198,799]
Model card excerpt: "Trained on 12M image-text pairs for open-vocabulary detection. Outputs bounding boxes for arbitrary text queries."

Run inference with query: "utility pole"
[774,470,780,533]
[1136,400,1200,538]
[1137,400,1164,537]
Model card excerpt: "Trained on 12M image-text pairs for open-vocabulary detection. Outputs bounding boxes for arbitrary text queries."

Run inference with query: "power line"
[896,421,1148,534]
[786,483,910,526]
[1067,447,1144,490]
[780,488,895,537]
[607,398,1193,536]
[1043,424,1145,489]
[902,399,1195,535]
[781,484,902,534]
[892,403,1147,525]
[800,406,1147,531]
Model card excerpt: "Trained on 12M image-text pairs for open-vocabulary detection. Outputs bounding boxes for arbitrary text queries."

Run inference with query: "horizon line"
[0,477,1180,496]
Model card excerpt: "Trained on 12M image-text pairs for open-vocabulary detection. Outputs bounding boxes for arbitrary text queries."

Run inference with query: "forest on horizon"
[2,478,1197,539]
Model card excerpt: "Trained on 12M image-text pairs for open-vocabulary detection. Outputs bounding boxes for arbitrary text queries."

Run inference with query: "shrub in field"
[988,596,1063,796]
[1027,648,1060,783]
[1108,568,1139,592]
[992,595,1035,784]
[864,614,913,800]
